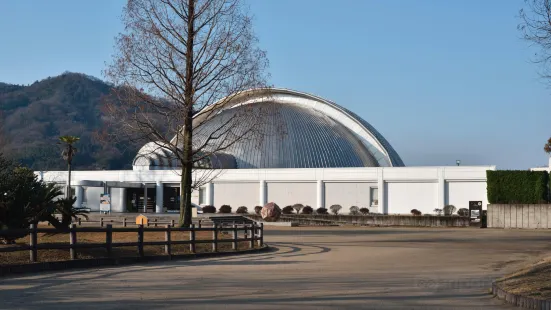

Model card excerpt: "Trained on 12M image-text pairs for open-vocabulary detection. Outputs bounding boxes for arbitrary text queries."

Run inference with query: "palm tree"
[58,136,79,198]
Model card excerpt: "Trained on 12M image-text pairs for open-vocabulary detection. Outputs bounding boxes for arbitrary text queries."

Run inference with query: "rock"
[261,202,281,222]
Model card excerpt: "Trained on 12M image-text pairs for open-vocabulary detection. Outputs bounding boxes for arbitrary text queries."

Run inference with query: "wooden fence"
[0,223,264,263]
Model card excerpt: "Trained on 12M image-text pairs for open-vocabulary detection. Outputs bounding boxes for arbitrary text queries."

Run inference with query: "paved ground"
[1,226,551,309]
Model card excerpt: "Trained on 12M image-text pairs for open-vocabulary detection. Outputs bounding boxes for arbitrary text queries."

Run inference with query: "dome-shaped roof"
[133,88,404,170]
[192,89,404,168]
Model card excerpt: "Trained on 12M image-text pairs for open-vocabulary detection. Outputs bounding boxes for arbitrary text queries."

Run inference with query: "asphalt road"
[1,226,550,309]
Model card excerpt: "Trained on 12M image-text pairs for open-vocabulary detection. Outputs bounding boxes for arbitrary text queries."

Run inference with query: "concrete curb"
[0,245,270,278]
[492,281,551,309]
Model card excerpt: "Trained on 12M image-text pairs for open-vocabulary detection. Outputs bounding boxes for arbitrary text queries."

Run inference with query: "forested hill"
[0,72,137,170]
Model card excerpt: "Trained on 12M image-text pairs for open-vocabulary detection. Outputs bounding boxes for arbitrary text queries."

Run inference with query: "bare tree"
[519,1,551,155]
[519,0,551,77]
[104,0,269,227]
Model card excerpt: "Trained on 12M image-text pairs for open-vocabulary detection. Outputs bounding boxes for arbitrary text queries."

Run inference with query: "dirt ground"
[0,227,251,266]
[0,226,550,309]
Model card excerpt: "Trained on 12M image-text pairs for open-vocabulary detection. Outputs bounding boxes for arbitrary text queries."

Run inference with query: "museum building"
[39,89,493,214]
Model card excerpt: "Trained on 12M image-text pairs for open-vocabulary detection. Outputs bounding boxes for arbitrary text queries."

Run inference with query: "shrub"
[433,208,443,216]
[411,209,422,216]
[443,205,456,216]
[202,205,216,213]
[282,205,294,214]
[349,206,360,215]
[329,204,342,215]
[236,206,248,214]
[301,206,314,214]
[457,208,469,217]
[487,170,549,203]
[219,205,232,213]
[316,207,328,214]
[254,206,262,215]
[359,207,370,215]
[292,203,304,214]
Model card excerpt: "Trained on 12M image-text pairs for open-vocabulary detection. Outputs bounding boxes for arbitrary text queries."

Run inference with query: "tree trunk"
[179,0,195,228]
[67,162,72,198]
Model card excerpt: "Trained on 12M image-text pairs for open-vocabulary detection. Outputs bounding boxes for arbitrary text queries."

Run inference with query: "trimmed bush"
[301,206,314,214]
[236,206,248,214]
[330,204,342,215]
[411,209,422,216]
[457,208,469,217]
[487,170,549,203]
[316,207,328,214]
[292,203,304,214]
[443,205,456,216]
[219,205,232,213]
[254,206,262,215]
[282,205,294,214]
[202,205,216,213]
[359,207,370,215]
[349,206,360,215]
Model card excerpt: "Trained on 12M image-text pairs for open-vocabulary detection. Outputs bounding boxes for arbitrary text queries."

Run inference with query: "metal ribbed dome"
[133,88,405,170]
[194,101,379,168]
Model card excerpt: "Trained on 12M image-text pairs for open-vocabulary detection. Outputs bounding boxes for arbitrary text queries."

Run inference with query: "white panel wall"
[385,182,437,214]
[267,182,316,207]
[445,181,488,211]
[213,182,258,208]
[324,182,373,213]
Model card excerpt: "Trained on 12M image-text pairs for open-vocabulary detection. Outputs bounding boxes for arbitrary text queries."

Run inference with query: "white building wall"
[212,182,258,207]
[39,165,495,215]
[324,182,373,212]
[385,182,438,214]
[267,182,316,207]
[445,181,488,211]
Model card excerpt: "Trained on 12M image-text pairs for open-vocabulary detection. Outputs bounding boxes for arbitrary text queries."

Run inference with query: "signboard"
[100,193,111,214]
[469,201,482,223]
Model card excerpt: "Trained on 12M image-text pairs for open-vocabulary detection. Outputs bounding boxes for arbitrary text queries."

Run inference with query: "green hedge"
[487,170,549,204]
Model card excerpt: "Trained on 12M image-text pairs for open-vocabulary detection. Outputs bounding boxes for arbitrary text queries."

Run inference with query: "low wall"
[247,214,470,227]
[488,204,551,229]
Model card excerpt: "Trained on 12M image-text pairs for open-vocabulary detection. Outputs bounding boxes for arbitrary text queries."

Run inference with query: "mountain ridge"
[0,72,137,170]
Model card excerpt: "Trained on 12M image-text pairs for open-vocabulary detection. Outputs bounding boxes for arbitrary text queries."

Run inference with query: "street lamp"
[456,160,461,166]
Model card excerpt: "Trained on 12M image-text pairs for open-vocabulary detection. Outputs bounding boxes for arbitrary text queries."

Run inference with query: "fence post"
[70,223,77,260]
[137,224,144,257]
[212,223,218,252]
[189,224,196,253]
[249,224,255,249]
[29,224,37,263]
[259,223,264,247]
[198,220,202,229]
[106,224,113,258]
[154,218,158,227]
[232,224,238,250]
[165,225,171,257]
[123,218,127,227]
[171,219,175,227]
[100,217,104,227]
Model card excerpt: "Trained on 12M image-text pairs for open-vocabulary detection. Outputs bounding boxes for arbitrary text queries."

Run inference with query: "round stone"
[261,202,281,222]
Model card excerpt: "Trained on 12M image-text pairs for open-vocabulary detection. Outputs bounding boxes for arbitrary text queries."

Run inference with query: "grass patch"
[496,257,551,299]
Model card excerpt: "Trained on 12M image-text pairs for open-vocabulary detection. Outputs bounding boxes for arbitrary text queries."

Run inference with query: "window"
[370,187,378,207]
[199,187,206,205]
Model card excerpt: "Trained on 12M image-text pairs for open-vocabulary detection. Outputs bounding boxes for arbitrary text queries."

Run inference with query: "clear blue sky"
[0,0,549,169]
